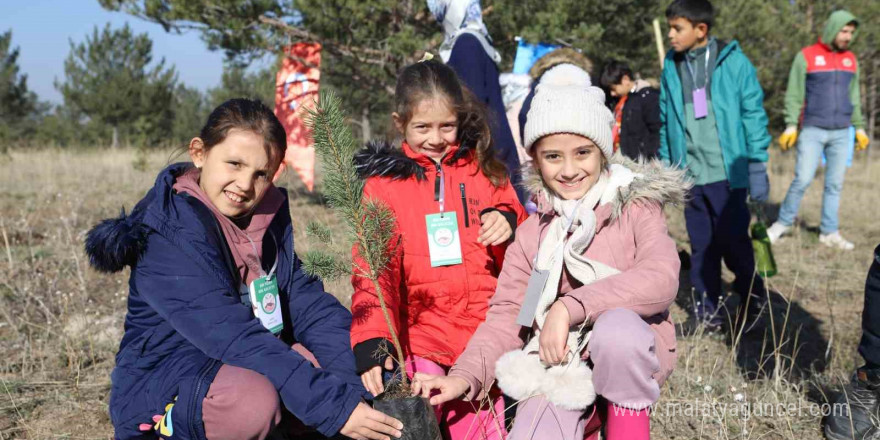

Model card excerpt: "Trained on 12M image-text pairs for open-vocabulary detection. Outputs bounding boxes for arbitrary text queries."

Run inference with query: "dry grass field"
[0,146,877,439]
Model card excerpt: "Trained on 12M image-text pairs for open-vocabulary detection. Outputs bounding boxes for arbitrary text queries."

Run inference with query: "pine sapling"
[302,89,408,389]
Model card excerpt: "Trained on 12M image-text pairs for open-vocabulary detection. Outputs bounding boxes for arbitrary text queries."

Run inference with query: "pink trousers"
[405,355,507,440]
[200,343,318,440]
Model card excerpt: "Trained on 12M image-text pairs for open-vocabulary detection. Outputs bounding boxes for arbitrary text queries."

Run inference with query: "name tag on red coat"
[426,212,463,267]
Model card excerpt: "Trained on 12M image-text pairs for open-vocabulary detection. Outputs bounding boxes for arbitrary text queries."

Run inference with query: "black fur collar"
[353,140,473,181]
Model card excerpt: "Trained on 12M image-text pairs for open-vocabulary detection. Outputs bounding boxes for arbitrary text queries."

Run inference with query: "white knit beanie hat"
[523,64,614,159]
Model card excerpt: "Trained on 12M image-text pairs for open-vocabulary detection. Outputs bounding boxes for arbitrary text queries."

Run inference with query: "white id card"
[426,212,463,267]
[516,266,552,327]
[249,275,284,334]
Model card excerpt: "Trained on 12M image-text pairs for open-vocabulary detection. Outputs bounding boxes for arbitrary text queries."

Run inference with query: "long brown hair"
[394,60,508,187]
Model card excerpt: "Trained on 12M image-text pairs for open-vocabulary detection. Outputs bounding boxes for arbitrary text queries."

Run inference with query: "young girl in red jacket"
[412,66,689,440]
[350,59,527,439]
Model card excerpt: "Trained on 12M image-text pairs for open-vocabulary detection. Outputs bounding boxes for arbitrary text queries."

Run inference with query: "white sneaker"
[766,222,790,243]
[819,231,855,250]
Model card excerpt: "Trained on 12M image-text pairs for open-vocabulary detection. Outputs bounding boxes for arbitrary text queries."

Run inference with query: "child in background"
[351,59,526,440]
[86,99,400,440]
[599,60,661,160]
[412,65,687,440]
[659,0,771,327]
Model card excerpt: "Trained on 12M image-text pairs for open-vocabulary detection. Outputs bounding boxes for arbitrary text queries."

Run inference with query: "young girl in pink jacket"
[412,65,689,440]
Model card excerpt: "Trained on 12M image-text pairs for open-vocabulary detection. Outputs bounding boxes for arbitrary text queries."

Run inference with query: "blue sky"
[3,0,233,104]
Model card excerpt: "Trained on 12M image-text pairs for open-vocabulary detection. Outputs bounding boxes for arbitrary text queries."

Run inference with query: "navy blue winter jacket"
[446,33,527,203]
[86,164,366,439]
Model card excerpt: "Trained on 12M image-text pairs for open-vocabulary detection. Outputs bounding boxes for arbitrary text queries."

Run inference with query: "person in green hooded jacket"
[658,0,771,328]
[767,10,869,251]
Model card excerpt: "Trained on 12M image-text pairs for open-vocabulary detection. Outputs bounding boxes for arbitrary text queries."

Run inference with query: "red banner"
[274,43,321,191]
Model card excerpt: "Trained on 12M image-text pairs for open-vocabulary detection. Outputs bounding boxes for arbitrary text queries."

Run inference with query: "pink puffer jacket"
[450,158,690,400]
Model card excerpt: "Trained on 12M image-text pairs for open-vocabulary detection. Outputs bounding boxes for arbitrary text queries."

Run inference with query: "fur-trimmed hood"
[84,163,226,274]
[529,48,594,80]
[84,163,187,273]
[353,139,474,181]
[84,163,202,274]
[522,154,691,220]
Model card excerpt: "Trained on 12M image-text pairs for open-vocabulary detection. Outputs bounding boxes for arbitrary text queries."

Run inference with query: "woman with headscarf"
[428,0,527,204]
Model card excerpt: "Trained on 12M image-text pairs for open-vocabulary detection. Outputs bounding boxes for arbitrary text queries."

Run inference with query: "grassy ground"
[0,147,877,439]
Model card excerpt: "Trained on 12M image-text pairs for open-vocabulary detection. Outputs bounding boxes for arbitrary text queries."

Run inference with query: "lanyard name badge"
[426,165,463,267]
[686,48,710,119]
[244,234,284,334]
[516,198,584,327]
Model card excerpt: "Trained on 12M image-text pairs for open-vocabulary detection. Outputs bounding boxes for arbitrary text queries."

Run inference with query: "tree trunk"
[112,125,119,150]
[361,106,372,143]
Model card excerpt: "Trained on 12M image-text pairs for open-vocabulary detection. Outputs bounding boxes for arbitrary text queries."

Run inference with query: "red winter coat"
[350,141,526,369]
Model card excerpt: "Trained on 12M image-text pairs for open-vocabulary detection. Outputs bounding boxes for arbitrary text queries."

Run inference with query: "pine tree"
[302,89,408,387]
[99,0,879,142]
[208,63,276,109]
[170,84,209,145]
[57,23,177,148]
[0,30,39,144]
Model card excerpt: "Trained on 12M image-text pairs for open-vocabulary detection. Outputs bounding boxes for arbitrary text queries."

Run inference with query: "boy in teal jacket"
[659,0,771,326]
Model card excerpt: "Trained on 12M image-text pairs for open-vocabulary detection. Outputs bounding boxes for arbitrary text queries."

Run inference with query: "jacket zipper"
[460,183,469,227]
[433,161,442,202]
[832,51,838,122]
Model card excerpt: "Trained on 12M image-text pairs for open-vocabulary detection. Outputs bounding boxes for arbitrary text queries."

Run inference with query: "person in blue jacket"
[428,0,527,204]
[85,99,403,440]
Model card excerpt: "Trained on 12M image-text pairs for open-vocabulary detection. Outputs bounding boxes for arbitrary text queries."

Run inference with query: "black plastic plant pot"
[373,396,441,440]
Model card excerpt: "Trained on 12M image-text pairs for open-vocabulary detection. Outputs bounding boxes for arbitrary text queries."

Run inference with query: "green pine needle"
[305,221,334,244]
[300,250,351,280]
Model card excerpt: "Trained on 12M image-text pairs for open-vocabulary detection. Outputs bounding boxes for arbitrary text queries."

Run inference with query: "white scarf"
[532,172,620,333]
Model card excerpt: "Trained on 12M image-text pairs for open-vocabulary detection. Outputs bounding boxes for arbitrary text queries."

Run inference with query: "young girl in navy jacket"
[87,99,402,440]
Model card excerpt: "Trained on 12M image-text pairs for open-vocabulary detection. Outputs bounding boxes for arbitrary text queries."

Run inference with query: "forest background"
[2,0,878,152]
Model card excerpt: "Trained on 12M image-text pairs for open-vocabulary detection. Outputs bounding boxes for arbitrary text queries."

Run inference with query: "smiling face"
[667,17,708,53]
[188,129,280,219]
[393,96,458,161]
[533,133,605,200]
